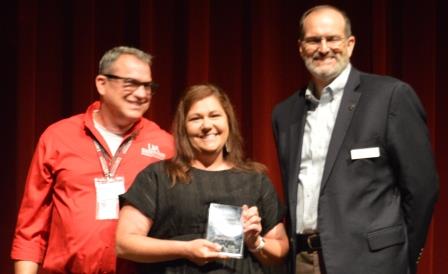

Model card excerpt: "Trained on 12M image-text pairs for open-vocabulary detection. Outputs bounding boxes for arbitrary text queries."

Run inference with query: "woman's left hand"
[241,204,262,250]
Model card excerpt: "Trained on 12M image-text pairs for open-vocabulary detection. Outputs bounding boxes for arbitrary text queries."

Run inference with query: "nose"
[318,39,330,53]
[201,118,212,130]
[133,85,149,99]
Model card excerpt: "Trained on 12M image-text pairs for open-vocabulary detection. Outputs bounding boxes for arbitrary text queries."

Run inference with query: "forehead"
[302,8,346,37]
[110,54,151,78]
[188,95,225,114]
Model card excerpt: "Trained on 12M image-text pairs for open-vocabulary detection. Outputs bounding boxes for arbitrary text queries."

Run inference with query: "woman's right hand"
[185,239,227,265]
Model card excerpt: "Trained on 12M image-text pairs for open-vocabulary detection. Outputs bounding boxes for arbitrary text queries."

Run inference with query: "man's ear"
[298,39,304,57]
[347,35,356,58]
[96,75,107,96]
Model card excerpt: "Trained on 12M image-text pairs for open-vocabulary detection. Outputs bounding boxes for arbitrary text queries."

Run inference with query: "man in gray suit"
[272,5,438,274]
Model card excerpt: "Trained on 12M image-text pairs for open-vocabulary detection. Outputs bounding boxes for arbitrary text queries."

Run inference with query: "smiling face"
[299,7,355,87]
[185,95,229,161]
[95,54,152,129]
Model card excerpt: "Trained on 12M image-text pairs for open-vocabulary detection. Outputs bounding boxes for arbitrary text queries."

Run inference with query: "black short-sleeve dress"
[120,161,284,274]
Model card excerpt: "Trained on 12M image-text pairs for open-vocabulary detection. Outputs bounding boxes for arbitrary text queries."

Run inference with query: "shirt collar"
[84,101,142,140]
[327,63,351,95]
[306,63,352,102]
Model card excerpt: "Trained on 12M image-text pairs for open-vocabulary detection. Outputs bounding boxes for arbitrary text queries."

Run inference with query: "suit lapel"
[320,68,361,191]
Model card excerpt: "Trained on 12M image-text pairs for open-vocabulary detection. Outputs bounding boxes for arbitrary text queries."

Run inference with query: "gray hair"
[299,5,352,40]
[98,46,153,74]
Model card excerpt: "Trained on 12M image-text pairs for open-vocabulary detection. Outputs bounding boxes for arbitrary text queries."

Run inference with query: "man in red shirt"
[11,46,175,274]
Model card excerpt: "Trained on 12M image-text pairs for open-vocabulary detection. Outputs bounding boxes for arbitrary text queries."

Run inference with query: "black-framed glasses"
[301,35,346,49]
[103,74,158,95]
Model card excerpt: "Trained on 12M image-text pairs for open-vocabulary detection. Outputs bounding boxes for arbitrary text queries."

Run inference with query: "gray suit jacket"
[272,67,438,274]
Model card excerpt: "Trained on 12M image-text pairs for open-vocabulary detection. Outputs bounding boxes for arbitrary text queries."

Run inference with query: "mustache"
[312,52,338,60]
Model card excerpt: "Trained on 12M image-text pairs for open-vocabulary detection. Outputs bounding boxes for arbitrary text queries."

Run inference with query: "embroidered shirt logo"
[141,143,166,160]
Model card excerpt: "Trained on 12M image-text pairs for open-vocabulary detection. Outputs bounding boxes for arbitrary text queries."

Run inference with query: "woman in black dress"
[116,84,289,273]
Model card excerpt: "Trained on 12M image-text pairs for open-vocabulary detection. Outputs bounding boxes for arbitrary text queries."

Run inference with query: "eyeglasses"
[301,35,346,49]
[103,74,158,96]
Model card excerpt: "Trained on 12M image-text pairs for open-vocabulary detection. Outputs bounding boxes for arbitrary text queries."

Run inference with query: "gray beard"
[304,57,349,83]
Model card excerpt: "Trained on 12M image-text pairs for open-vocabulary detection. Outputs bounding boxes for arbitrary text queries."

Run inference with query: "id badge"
[94,176,125,220]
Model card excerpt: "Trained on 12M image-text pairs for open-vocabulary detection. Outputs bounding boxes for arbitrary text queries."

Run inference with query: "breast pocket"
[346,138,388,181]
[367,224,405,251]
[349,137,384,161]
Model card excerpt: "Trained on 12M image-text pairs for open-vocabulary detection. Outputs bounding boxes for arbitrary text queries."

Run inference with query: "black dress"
[120,161,284,274]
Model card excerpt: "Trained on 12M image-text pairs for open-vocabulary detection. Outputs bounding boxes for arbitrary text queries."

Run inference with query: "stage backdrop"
[2,1,447,273]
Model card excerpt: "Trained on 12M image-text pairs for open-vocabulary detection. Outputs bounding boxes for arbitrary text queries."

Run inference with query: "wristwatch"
[248,236,265,252]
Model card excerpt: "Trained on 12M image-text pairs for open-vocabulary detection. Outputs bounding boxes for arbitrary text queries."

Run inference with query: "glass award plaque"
[206,203,244,259]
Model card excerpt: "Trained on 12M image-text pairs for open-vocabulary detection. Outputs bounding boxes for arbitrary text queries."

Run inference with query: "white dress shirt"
[296,64,352,234]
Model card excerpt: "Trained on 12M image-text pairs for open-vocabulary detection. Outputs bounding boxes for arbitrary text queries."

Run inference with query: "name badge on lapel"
[350,147,380,160]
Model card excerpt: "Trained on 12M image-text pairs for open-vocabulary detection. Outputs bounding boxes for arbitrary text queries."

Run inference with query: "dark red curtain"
[2,1,447,273]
